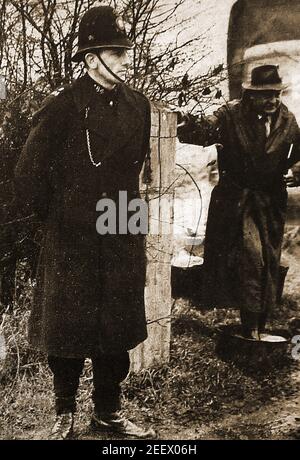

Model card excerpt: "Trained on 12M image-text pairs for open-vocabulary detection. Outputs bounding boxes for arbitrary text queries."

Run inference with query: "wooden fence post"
[130,103,177,372]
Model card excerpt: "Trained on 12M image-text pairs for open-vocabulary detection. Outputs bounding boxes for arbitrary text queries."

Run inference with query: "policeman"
[15,6,155,439]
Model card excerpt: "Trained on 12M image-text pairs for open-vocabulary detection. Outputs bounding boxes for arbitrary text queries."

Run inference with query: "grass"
[0,251,300,439]
[123,299,299,431]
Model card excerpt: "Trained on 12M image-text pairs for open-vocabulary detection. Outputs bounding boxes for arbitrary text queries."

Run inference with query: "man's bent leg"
[240,308,260,340]
[258,308,269,334]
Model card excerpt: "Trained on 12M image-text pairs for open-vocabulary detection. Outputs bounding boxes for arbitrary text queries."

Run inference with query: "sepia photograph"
[0,0,300,445]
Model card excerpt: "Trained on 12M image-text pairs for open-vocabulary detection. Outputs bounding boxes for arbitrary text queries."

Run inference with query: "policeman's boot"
[91,412,156,439]
[49,413,74,440]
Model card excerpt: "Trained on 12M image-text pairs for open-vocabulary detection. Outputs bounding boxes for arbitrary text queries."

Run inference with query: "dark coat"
[15,74,151,357]
[178,99,300,312]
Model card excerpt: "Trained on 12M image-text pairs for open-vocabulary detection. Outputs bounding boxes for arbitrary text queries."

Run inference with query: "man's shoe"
[49,413,74,440]
[241,327,260,341]
[91,412,156,439]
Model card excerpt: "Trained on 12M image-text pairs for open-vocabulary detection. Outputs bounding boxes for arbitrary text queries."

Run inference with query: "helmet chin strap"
[97,52,126,84]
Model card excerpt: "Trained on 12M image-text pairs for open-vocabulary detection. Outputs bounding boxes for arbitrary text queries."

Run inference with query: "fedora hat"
[242,65,287,91]
[72,6,133,63]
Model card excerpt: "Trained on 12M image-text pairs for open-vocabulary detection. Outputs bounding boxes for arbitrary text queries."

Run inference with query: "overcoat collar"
[71,73,143,153]
[265,103,290,153]
[71,72,96,113]
[233,101,291,156]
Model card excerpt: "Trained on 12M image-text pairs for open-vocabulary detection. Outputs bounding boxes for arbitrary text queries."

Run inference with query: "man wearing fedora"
[14,6,155,439]
[178,64,300,340]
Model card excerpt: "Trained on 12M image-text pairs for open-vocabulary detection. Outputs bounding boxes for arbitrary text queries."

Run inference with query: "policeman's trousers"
[48,352,130,415]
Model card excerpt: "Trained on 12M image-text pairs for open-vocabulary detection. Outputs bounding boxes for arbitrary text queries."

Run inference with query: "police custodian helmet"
[72,6,133,63]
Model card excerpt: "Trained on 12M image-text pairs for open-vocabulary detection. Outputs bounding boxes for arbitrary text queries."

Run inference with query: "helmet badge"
[115,16,125,32]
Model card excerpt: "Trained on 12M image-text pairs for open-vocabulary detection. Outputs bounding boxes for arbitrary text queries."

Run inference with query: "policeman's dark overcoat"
[15,74,151,357]
[178,99,300,313]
